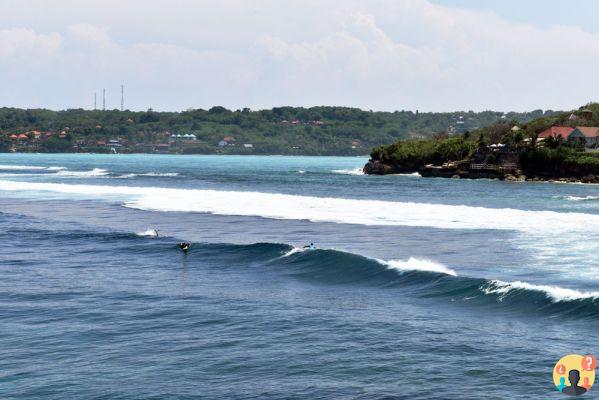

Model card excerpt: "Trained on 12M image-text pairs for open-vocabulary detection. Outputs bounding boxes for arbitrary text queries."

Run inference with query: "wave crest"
[1,181,599,234]
[481,280,599,302]
[380,257,457,276]
[55,168,109,177]
[331,168,364,175]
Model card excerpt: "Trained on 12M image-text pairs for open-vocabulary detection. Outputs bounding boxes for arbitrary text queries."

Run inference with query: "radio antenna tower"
[102,88,106,111]
[121,84,124,111]
[94,92,97,110]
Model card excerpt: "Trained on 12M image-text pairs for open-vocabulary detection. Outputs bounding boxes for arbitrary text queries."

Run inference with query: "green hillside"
[365,103,599,181]
[0,106,557,155]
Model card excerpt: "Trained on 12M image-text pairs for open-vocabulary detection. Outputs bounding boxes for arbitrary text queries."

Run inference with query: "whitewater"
[1,180,599,234]
[1,154,598,399]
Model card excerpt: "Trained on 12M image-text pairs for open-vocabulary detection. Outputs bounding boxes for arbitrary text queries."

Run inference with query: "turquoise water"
[0,153,598,399]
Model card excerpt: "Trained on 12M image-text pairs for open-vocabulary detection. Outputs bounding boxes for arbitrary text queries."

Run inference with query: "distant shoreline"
[0,151,370,158]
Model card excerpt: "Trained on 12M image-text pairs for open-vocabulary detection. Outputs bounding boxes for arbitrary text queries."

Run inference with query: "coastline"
[363,159,599,184]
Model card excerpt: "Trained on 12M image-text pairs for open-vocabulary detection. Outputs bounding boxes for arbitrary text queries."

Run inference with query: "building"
[569,127,599,147]
[107,139,122,147]
[243,143,253,148]
[170,133,197,142]
[537,126,574,141]
[580,109,594,119]
[218,136,236,146]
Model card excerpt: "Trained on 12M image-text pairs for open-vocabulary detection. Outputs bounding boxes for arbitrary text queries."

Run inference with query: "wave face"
[11,222,595,318]
[269,244,599,318]
[1,180,599,234]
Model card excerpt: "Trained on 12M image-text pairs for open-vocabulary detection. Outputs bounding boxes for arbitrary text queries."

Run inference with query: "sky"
[1,0,598,112]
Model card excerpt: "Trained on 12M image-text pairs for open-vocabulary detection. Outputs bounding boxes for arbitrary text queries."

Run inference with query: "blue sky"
[0,0,598,112]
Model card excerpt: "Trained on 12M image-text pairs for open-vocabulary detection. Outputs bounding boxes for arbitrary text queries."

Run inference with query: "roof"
[538,126,574,140]
[573,127,599,138]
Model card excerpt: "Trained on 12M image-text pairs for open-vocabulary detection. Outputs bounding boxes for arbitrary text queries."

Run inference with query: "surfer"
[178,242,190,252]
[303,242,316,250]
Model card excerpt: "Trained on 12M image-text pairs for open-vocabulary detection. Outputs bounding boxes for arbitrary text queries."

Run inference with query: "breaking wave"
[136,228,159,237]
[380,257,457,276]
[8,220,599,319]
[480,280,599,302]
[117,172,180,179]
[331,168,364,175]
[0,180,599,234]
[561,195,599,202]
[55,168,109,177]
[0,164,48,170]
[0,164,66,171]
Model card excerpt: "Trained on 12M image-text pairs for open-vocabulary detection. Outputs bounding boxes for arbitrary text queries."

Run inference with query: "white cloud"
[0,0,598,111]
[0,28,62,62]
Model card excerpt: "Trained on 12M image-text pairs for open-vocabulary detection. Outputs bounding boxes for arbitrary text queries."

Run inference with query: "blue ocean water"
[0,153,598,399]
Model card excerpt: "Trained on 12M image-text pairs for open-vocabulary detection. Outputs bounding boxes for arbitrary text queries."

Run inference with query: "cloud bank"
[0,0,597,111]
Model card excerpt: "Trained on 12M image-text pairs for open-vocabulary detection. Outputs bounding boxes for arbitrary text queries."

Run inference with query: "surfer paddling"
[178,242,190,252]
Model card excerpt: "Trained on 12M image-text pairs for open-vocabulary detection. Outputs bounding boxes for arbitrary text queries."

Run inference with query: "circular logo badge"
[553,354,596,397]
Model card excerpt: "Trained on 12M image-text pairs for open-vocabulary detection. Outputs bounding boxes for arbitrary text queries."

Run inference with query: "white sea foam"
[117,172,179,179]
[380,257,457,276]
[481,280,599,302]
[137,228,159,237]
[55,168,109,177]
[297,170,306,174]
[394,172,421,177]
[562,195,599,202]
[0,173,44,177]
[0,181,599,234]
[47,166,67,171]
[0,165,48,170]
[331,168,364,175]
[282,247,306,257]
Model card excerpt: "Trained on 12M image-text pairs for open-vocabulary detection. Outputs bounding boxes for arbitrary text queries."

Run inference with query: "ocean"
[0,153,598,399]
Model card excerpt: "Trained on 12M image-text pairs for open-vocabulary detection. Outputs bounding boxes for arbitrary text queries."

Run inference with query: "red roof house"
[569,127,599,147]
[538,126,574,140]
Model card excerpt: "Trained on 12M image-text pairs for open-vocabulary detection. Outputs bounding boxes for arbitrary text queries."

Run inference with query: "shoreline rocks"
[364,159,599,184]
[362,160,417,175]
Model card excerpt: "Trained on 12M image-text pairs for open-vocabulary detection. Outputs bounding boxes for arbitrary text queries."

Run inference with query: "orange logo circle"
[553,354,596,397]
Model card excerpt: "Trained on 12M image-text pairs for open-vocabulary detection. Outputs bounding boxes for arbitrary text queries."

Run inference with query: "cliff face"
[364,156,599,183]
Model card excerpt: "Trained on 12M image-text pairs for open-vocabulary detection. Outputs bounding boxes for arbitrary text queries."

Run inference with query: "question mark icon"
[581,355,597,372]
[556,364,566,374]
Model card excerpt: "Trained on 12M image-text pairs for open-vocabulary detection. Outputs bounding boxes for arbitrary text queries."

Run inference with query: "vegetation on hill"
[0,106,556,155]
[366,103,599,180]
